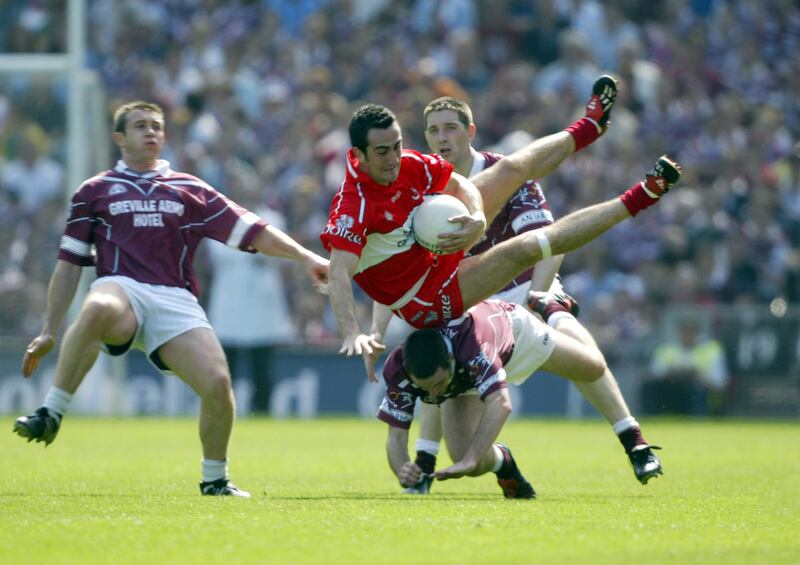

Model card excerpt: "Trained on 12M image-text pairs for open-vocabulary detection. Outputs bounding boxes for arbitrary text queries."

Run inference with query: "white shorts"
[503,303,556,385]
[90,275,212,370]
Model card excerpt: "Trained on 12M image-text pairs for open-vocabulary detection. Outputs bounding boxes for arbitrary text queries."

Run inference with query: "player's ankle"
[564,117,601,152]
[415,450,437,475]
[620,182,659,217]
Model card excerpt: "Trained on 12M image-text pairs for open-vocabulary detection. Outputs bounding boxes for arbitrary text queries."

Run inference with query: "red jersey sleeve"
[320,182,369,256]
[418,152,454,195]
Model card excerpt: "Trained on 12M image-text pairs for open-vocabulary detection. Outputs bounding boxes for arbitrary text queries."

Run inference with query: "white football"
[412,194,469,254]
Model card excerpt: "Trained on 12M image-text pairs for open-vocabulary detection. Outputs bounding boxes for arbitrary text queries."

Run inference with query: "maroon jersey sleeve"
[179,179,266,252]
[58,183,96,266]
[377,347,421,429]
[503,180,554,235]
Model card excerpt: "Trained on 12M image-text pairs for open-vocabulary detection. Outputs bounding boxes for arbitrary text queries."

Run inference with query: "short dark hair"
[113,101,164,134]
[403,329,449,380]
[423,97,473,130]
[349,103,397,153]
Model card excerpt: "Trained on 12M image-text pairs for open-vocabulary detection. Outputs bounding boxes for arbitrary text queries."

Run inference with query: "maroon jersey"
[465,151,554,292]
[378,300,516,429]
[58,160,266,296]
[320,148,459,307]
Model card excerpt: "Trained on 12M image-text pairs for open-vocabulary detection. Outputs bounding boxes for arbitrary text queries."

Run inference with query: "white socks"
[43,387,72,420]
[491,445,504,472]
[415,439,440,456]
[202,459,228,483]
[612,416,639,436]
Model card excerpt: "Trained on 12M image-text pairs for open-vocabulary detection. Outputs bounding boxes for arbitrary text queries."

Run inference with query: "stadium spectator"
[394,95,661,494]
[12,101,329,498]
[205,162,297,415]
[378,298,658,498]
[1,123,64,216]
[644,317,730,416]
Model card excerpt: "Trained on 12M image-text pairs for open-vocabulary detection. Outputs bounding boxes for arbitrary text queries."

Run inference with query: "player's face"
[358,122,403,185]
[114,109,165,167]
[424,110,474,167]
[411,365,453,397]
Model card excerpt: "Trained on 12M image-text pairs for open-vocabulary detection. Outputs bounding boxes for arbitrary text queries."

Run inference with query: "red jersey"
[58,160,266,296]
[466,150,554,292]
[320,148,458,307]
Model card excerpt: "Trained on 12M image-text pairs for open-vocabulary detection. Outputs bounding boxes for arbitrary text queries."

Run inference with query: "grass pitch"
[2,417,798,564]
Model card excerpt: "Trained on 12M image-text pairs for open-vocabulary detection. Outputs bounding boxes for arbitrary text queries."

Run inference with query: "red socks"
[620,181,659,217]
[564,117,601,152]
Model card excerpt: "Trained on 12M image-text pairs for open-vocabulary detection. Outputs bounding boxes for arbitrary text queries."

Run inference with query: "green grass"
[3,418,799,564]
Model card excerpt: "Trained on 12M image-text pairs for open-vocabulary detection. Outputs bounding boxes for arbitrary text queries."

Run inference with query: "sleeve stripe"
[60,235,92,257]
[226,212,259,248]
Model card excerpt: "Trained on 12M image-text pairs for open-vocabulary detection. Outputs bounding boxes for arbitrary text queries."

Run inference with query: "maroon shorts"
[393,253,464,328]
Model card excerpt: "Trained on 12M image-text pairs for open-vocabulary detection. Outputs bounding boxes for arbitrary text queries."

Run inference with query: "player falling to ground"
[380,299,631,499]
[322,78,619,350]
[13,101,329,498]
[396,92,662,494]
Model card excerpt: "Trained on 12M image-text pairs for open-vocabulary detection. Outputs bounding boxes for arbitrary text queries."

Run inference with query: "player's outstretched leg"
[13,407,62,446]
[528,290,664,485]
[199,478,251,498]
[495,444,536,499]
[473,74,621,224]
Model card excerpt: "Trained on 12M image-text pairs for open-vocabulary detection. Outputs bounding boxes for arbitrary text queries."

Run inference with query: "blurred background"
[0,0,798,419]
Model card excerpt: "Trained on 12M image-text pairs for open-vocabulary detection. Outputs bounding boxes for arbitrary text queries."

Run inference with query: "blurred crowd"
[1,0,799,355]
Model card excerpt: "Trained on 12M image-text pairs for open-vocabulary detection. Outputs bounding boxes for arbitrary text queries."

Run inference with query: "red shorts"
[393,253,464,328]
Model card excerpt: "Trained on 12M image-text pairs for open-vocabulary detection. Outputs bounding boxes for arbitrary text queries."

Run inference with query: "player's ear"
[112,131,125,146]
[353,146,368,163]
[467,123,477,142]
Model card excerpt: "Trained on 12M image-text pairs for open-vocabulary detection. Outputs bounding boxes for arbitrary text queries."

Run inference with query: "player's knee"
[583,350,607,382]
[201,368,234,404]
[77,295,124,332]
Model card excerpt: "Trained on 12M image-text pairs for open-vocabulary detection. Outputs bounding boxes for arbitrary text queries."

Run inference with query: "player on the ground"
[396,95,662,494]
[380,299,608,498]
[13,101,329,498]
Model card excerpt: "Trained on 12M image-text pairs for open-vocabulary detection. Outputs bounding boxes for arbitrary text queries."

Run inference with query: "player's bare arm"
[251,225,329,288]
[22,260,83,377]
[439,172,486,254]
[362,302,392,382]
[387,425,423,487]
[436,388,512,481]
[328,248,383,357]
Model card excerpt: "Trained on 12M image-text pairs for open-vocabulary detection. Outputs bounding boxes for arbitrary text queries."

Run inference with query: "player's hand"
[22,333,56,378]
[435,458,477,481]
[362,333,386,383]
[339,332,383,358]
[304,253,330,292]
[398,461,424,487]
[436,211,486,254]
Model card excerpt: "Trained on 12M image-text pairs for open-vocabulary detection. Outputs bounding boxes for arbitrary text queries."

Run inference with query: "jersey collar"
[115,159,173,178]
[468,148,486,178]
